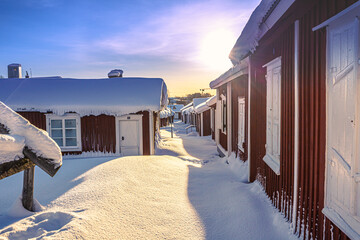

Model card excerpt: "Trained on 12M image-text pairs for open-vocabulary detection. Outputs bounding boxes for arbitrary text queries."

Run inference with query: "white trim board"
[292,19,300,228]
[247,60,251,182]
[210,58,249,89]
[227,82,232,156]
[149,110,154,155]
[313,1,360,31]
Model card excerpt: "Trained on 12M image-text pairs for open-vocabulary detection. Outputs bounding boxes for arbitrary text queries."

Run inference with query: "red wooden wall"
[18,111,152,156]
[202,109,211,136]
[81,115,116,153]
[18,112,46,130]
[137,111,150,155]
[249,0,357,239]
[231,75,248,161]
[196,113,201,133]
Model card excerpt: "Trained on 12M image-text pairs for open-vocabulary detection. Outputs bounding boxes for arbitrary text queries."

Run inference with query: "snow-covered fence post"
[0,102,63,212]
[22,166,35,211]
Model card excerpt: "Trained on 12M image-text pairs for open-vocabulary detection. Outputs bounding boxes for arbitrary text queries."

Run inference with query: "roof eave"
[209,57,249,89]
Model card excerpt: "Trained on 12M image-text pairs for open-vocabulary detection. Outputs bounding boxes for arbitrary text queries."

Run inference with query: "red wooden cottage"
[180,103,193,124]
[180,98,208,127]
[0,77,168,157]
[194,96,216,137]
[159,107,174,127]
[210,0,360,239]
[210,62,248,159]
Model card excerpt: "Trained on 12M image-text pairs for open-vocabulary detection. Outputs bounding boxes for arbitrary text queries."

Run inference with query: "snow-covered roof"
[159,107,174,119]
[193,98,209,108]
[206,96,217,107]
[210,60,248,89]
[168,104,184,113]
[229,0,295,64]
[182,106,194,114]
[194,101,210,113]
[180,102,193,112]
[0,102,62,166]
[0,77,168,117]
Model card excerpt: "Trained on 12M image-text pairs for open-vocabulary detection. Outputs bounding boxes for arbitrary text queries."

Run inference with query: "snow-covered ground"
[0,121,298,239]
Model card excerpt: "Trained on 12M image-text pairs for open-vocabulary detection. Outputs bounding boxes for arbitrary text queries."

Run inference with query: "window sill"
[322,207,360,240]
[60,146,82,152]
[263,154,280,175]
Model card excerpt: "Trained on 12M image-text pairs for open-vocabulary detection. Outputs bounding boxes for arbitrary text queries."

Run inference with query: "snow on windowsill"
[322,207,360,240]
[262,154,280,175]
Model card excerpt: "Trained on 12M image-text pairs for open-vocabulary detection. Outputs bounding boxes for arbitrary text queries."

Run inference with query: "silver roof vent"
[108,69,123,78]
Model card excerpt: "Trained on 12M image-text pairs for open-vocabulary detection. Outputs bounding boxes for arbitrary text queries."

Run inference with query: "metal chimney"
[8,63,22,78]
[108,69,123,78]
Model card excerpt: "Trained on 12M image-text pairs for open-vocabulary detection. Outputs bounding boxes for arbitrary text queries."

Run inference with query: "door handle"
[122,136,125,140]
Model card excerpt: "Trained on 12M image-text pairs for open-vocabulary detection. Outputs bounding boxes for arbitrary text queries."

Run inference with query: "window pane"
[66,138,77,146]
[51,120,62,128]
[65,129,77,138]
[53,138,63,146]
[65,119,76,128]
[51,129,63,138]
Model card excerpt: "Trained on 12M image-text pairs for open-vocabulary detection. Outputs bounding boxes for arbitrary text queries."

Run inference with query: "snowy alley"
[0,121,298,239]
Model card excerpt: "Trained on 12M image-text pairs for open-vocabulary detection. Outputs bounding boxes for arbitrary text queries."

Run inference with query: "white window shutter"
[262,56,281,175]
[266,71,273,156]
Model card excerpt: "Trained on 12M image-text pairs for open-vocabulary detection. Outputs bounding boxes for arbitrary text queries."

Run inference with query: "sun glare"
[198,29,236,71]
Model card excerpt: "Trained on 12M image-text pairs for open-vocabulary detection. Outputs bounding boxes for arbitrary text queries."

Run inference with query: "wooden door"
[326,16,360,231]
[119,120,140,156]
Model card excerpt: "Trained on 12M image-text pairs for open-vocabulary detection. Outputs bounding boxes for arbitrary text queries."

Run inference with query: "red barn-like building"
[0,77,168,157]
[210,0,360,239]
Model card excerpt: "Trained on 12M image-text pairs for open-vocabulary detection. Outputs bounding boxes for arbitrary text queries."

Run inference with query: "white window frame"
[238,97,245,152]
[262,56,281,175]
[46,113,82,152]
[220,94,227,134]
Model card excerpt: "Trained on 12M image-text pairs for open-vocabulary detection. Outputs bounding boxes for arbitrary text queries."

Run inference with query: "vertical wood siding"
[196,113,201,134]
[249,0,357,239]
[211,105,216,140]
[202,109,211,136]
[18,111,151,156]
[231,75,248,161]
[18,112,46,130]
[138,111,150,155]
[250,22,295,224]
[81,115,116,153]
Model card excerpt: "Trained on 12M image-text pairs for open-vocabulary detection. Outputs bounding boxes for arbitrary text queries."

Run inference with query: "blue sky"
[0,0,259,96]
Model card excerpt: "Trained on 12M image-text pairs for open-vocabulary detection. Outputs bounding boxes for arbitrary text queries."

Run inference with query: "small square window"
[47,114,81,152]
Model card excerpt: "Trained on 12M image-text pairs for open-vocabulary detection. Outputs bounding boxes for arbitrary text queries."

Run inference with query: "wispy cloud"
[94,0,254,63]
[44,0,256,68]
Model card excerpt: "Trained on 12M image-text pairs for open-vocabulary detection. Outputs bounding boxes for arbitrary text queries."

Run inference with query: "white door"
[119,120,140,156]
[326,16,360,232]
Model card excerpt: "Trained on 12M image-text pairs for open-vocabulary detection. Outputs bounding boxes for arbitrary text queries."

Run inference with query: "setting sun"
[198,29,236,71]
